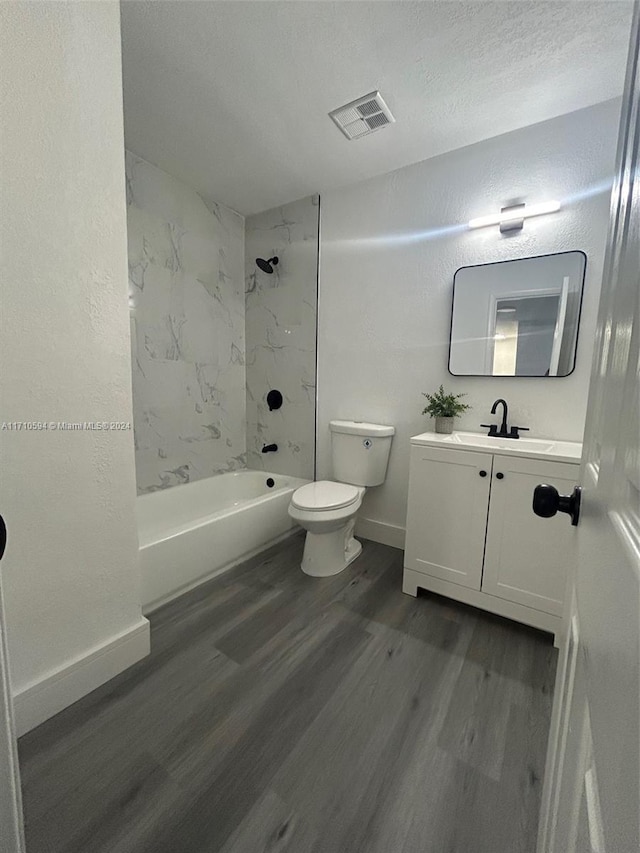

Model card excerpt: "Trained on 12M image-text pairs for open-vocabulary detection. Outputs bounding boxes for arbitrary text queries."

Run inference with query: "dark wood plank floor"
[18,535,557,853]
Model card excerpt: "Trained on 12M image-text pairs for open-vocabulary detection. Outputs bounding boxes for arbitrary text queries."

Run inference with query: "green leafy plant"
[422,385,471,419]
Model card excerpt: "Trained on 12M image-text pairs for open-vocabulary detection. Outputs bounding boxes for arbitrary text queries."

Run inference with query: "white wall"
[127,152,246,493]
[318,99,620,543]
[0,1,149,734]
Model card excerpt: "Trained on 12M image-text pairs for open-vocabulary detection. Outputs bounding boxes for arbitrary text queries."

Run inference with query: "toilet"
[289,420,395,576]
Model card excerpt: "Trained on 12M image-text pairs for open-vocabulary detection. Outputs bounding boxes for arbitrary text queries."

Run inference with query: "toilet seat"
[291,480,360,512]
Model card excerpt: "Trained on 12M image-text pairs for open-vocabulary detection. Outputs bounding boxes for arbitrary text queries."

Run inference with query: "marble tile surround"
[245,196,319,479]
[126,152,246,493]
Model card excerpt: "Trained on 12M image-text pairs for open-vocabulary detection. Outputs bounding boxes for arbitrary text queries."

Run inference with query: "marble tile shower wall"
[126,153,246,493]
[245,195,319,479]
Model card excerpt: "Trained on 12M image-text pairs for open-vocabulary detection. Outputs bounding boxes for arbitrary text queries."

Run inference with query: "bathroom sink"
[441,432,555,453]
[410,430,582,463]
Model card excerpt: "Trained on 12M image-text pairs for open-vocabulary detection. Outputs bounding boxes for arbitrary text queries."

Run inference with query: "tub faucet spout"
[262,443,278,453]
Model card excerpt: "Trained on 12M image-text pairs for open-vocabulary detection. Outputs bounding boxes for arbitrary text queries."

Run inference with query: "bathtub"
[137,470,309,611]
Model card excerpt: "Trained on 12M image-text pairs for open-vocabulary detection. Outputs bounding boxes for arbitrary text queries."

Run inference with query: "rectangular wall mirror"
[449,251,586,377]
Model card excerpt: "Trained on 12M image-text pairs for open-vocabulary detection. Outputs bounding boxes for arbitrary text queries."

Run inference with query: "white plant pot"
[434,416,455,434]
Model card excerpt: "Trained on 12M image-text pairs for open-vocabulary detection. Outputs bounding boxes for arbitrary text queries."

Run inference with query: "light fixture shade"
[469,200,561,230]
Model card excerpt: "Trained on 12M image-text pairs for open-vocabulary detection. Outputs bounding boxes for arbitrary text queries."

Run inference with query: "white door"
[0,517,25,853]
[404,445,492,589]
[538,9,640,852]
[482,455,578,616]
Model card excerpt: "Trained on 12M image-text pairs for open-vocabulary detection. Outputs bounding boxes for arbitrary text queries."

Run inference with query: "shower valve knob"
[267,389,283,411]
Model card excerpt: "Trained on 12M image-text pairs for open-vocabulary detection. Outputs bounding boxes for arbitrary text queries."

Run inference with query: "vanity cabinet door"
[482,455,578,615]
[404,445,492,590]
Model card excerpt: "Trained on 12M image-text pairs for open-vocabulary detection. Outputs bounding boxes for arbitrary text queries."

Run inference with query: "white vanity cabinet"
[403,432,582,641]
[404,446,493,590]
[482,454,578,616]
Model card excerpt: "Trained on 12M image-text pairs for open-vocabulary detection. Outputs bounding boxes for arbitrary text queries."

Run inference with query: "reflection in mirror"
[449,252,586,377]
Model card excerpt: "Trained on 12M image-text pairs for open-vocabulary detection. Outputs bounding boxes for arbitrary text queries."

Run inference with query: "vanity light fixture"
[468,200,561,232]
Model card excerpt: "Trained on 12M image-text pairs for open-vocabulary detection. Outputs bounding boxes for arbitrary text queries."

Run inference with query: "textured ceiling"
[120,1,632,215]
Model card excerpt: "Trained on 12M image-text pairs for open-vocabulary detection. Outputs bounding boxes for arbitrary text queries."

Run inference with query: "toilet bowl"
[289,420,395,577]
[288,481,366,576]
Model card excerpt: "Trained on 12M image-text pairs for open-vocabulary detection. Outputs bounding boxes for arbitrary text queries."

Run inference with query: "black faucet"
[492,398,509,435]
[262,443,278,453]
[481,399,529,439]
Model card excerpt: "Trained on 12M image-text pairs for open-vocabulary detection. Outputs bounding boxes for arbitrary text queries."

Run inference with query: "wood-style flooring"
[18,534,557,853]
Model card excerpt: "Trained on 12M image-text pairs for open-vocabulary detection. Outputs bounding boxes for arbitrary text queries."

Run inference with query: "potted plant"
[422,384,470,434]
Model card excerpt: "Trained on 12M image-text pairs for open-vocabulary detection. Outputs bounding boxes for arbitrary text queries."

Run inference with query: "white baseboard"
[13,617,150,736]
[356,516,406,550]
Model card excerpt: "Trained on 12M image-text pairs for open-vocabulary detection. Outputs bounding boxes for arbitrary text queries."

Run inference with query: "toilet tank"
[330,420,395,487]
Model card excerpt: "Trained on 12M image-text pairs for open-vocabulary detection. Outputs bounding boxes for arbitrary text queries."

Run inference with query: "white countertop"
[410,430,582,465]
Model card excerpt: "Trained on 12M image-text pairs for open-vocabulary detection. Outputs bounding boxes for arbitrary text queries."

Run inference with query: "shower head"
[256,256,279,274]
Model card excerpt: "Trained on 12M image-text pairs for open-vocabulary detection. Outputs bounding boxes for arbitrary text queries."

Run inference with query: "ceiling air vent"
[329,91,395,140]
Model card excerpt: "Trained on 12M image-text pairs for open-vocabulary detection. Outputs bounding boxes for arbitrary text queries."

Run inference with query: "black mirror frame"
[447,250,587,379]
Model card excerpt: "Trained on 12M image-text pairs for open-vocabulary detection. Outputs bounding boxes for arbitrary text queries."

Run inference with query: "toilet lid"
[291,481,360,511]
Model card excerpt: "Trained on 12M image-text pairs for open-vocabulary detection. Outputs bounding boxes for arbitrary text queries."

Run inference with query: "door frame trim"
[0,577,25,853]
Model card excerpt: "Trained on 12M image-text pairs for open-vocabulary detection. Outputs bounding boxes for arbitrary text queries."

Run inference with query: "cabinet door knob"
[533,484,581,526]
[479,470,487,477]
[496,472,504,480]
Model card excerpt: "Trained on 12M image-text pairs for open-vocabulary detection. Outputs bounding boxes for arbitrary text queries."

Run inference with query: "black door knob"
[479,470,487,477]
[533,484,582,526]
